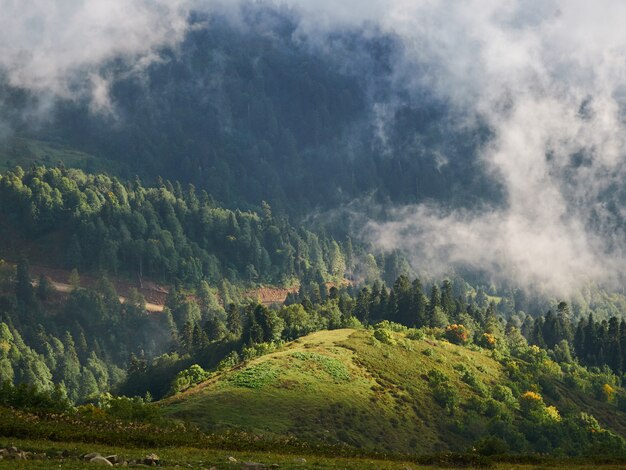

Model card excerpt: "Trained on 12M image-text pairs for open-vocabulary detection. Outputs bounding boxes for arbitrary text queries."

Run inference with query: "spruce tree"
[15,257,34,306]
[607,317,622,373]
[226,304,243,337]
[411,279,427,327]
[441,280,455,319]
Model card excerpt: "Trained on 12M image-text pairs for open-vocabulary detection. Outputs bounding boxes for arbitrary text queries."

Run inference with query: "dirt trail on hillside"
[28,264,299,312]
[25,264,346,313]
[29,265,166,313]
[249,286,298,305]
[47,280,164,313]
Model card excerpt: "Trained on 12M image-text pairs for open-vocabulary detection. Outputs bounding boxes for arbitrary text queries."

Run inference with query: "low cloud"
[287,0,626,294]
[0,0,192,108]
[3,0,626,293]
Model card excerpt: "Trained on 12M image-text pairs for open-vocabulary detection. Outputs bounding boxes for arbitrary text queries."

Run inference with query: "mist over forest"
[2,1,626,466]
[3,1,626,295]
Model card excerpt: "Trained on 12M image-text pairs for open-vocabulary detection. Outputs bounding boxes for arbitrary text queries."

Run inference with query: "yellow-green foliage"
[229,363,279,389]
[163,328,506,453]
[162,328,626,456]
[290,352,351,381]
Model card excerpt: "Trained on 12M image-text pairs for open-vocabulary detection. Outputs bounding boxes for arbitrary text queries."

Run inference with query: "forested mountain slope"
[2,5,494,217]
[0,165,358,286]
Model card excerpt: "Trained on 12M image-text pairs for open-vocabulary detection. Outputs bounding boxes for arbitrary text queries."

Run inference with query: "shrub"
[406,328,426,341]
[473,435,510,456]
[466,396,487,415]
[519,391,561,423]
[343,316,363,329]
[601,383,616,402]
[520,345,549,364]
[617,393,626,412]
[544,405,561,422]
[460,369,479,387]
[375,320,408,333]
[433,382,459,414]
[444,324,470,345]
[0,381,69,413]
[426,369,458,414]
[519,391,543,414]
[170,364,210,394]
[373,327,396,345]
[477,333,497,350]
[484,399,512,421]
[455,365,488,397]
[242,341,283,361]
[94,393,161,422]
[427,369,449,385]
[217,351,241,371]
[492,384,515,405]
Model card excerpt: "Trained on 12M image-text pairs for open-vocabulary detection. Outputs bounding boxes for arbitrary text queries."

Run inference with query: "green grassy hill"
[163,327,626,455]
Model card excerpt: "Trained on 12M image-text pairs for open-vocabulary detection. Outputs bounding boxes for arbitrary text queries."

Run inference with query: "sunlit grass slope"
[163,328,507,454]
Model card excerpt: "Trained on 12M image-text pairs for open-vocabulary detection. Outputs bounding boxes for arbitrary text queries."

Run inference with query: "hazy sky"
[2,0,626,293]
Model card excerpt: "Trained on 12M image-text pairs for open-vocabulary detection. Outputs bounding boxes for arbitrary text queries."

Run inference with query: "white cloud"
[0,0,192,105]
[275,0,626,292]
[3,0,626,293]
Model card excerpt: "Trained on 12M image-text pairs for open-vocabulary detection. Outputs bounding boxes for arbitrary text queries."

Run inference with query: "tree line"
[0,165,361,286]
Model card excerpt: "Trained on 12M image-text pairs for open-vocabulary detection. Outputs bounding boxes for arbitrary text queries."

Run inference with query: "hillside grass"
[163,328,507,454]
[2,437,626,469]
[3,329,626,467]
[0,436,413,469]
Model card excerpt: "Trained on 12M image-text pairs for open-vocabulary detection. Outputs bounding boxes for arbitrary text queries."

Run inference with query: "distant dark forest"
[4,6,497,217]
[0,165,364,286]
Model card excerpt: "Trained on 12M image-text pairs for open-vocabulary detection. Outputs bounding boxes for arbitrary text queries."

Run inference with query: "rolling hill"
[162,327,626,456]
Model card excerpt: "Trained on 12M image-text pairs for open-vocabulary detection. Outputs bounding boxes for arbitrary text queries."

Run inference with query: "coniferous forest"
[2,2,626,468]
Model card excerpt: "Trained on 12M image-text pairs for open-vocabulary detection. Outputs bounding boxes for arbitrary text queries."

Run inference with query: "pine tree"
[394,275,412,326]
[193,323,211,349]
[354,288,371,324]
[532,317,547,349]
[36,274,52,301]
[573,319,586,360]
[386,289,398,321]
[607,317,622,373]
[441,280,455,319]
[620,320,626,375]
[58,332,81,402]
[427,284,442,326]
[377,284,389,322]
[584,314,597,365]
[542,310,560,349]
[180,321,195,353]
[15,257,34,306]
[556,301,573,344]
[244,307,264,345]
[411,279,427,327]
[430,306,449,328]
[66,234,83,270]
[226,304,243,337]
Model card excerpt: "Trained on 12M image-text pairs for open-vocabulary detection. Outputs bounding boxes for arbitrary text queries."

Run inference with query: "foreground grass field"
[2,437,626,469]
[0,437,412,469]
